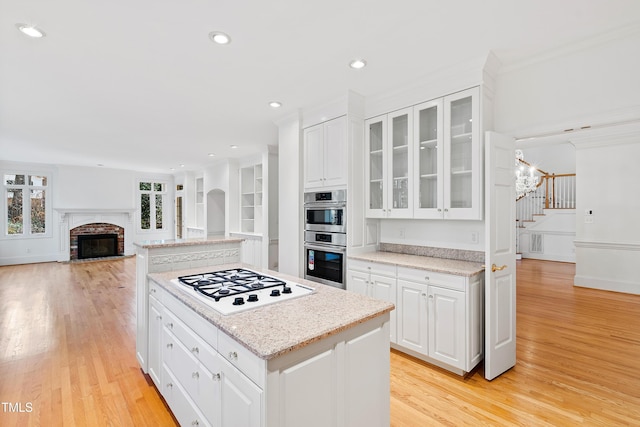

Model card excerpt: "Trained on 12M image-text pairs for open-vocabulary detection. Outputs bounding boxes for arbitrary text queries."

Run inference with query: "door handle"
[491,264,507,272]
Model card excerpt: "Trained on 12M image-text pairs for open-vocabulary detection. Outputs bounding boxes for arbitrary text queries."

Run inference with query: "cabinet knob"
[150,288,156,293]
[444,208,449,212]
[156,315,162,320]
[437,208,442,212]
[166,383,173,388]
[166,343,173,349]
[425,276,430,282]
[229,351,238,360]
[166,322,173,329]
[191,346,199,354]
[192,372,199,379]
[213,373,221,381]
[192,421,199,426]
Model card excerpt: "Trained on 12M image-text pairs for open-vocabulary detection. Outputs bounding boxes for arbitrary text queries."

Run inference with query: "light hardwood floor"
[1,258,639,426]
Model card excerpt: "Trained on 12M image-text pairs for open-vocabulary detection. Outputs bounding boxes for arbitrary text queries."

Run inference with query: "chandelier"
[515,149,539,199]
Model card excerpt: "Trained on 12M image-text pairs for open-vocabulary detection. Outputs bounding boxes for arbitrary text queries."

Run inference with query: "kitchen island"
[134,237,243,376]
[140,262,393,427]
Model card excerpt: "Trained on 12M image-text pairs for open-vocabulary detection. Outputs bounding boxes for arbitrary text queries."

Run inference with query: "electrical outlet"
[470,232,479,244]
[585,216,594,223]
[399,228,405,239]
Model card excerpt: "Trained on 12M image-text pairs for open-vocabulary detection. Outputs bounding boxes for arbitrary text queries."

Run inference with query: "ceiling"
[2,0,639,173]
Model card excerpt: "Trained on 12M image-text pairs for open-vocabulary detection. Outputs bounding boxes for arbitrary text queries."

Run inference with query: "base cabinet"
[146,278,390,427]
[348,259,483,375]
[347,260,397,343]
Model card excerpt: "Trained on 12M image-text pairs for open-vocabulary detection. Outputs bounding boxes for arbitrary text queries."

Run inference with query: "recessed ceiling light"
[269,101,282,108]
[16,23,45,38]
[208,153,216,157]
[230,145,238,149]
[180,164,185,168]
[349,59,367,69]
[209,31,231,45]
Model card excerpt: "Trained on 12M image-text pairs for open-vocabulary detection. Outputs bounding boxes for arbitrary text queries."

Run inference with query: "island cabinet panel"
[219,355,263,427]
[266,315,390,427]
[148,291,164,388]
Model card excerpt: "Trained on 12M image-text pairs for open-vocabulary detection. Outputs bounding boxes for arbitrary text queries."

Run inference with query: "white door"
[484,131,516,380]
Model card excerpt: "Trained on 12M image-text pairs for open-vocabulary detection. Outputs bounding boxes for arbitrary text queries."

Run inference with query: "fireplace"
[77,234,118,259]
[70,223,125,260]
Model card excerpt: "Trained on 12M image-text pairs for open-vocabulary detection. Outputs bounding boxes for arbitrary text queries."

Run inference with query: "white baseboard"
[574,274,640,295]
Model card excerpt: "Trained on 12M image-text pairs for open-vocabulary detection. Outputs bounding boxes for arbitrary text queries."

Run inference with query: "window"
[139,181,166,231]
[4,173,49,237]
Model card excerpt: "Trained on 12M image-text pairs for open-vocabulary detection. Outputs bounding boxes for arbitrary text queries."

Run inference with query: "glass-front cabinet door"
[387,107,413,218]
[443,87,481,219]
[413,99,443,219]
[365,115,387,218]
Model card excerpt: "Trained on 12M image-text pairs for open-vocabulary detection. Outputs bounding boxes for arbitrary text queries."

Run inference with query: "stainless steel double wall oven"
[304,190,346,289]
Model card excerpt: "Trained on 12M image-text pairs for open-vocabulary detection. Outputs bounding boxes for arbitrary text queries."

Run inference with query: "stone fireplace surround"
[55,208,135,262]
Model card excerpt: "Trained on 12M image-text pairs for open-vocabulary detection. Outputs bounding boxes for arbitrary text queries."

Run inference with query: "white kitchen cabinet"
[303,116,347,190]
[428,285,465,369]
[148,283,164,388]
[443,87,482,219]
[396,279,429,355]
[347,259,397,343]
[365,108,413,218]
[413,98,444,218]
[366,86,482,220]
[396,266,483,373]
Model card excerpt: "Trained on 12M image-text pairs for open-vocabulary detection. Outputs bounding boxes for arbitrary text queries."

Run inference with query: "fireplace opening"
[77,234,119,260]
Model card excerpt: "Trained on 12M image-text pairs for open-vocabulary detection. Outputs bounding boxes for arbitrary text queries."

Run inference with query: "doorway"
[176,196,183,239]
[207,189,225,237]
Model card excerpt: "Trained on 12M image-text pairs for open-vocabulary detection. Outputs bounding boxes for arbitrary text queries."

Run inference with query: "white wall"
[573,125,640,294]
[380,219,484,251]
[495,29,640,137]
[0,161,174,265]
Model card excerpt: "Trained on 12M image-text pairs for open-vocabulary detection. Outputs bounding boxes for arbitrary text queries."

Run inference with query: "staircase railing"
[516,170,576,223]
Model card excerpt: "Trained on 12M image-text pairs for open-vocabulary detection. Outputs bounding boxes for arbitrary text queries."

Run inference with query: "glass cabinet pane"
[391,114,409,209]
[449,96,473,208]
[417,105,438,209]
[369,121,384,210]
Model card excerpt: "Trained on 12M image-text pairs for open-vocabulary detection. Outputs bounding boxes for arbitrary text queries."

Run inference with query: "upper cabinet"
[367,86,482,220]
[365,107,413,218]
[443,87,481,220]
[303,116,347,190]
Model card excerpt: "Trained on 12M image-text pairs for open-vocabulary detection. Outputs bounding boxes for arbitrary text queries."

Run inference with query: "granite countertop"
[349,252,485,277]
[148,264,394,360]
[134,236,243,249]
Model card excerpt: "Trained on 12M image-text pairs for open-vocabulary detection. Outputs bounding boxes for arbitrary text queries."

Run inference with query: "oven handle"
[304,201,346,208]
[304,243,347,254]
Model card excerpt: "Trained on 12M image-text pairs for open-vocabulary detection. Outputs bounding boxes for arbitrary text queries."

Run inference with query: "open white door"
[484,131,516,380]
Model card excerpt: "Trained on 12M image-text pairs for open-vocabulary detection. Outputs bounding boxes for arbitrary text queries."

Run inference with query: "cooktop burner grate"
[178,268,289,301]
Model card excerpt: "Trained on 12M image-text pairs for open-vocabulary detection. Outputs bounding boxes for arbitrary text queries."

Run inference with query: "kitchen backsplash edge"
[379,243,484,263]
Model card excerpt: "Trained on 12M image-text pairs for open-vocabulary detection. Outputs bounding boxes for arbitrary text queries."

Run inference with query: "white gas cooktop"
[171,268,314,315]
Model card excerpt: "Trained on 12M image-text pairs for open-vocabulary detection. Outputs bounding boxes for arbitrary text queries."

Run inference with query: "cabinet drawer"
[396,266,466,291]
[163,309,218,369]
[163,291,218,350]
[218,331,265,389]
[148,280,165,302]
[162,364,211,427]
[348,259,397,277]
